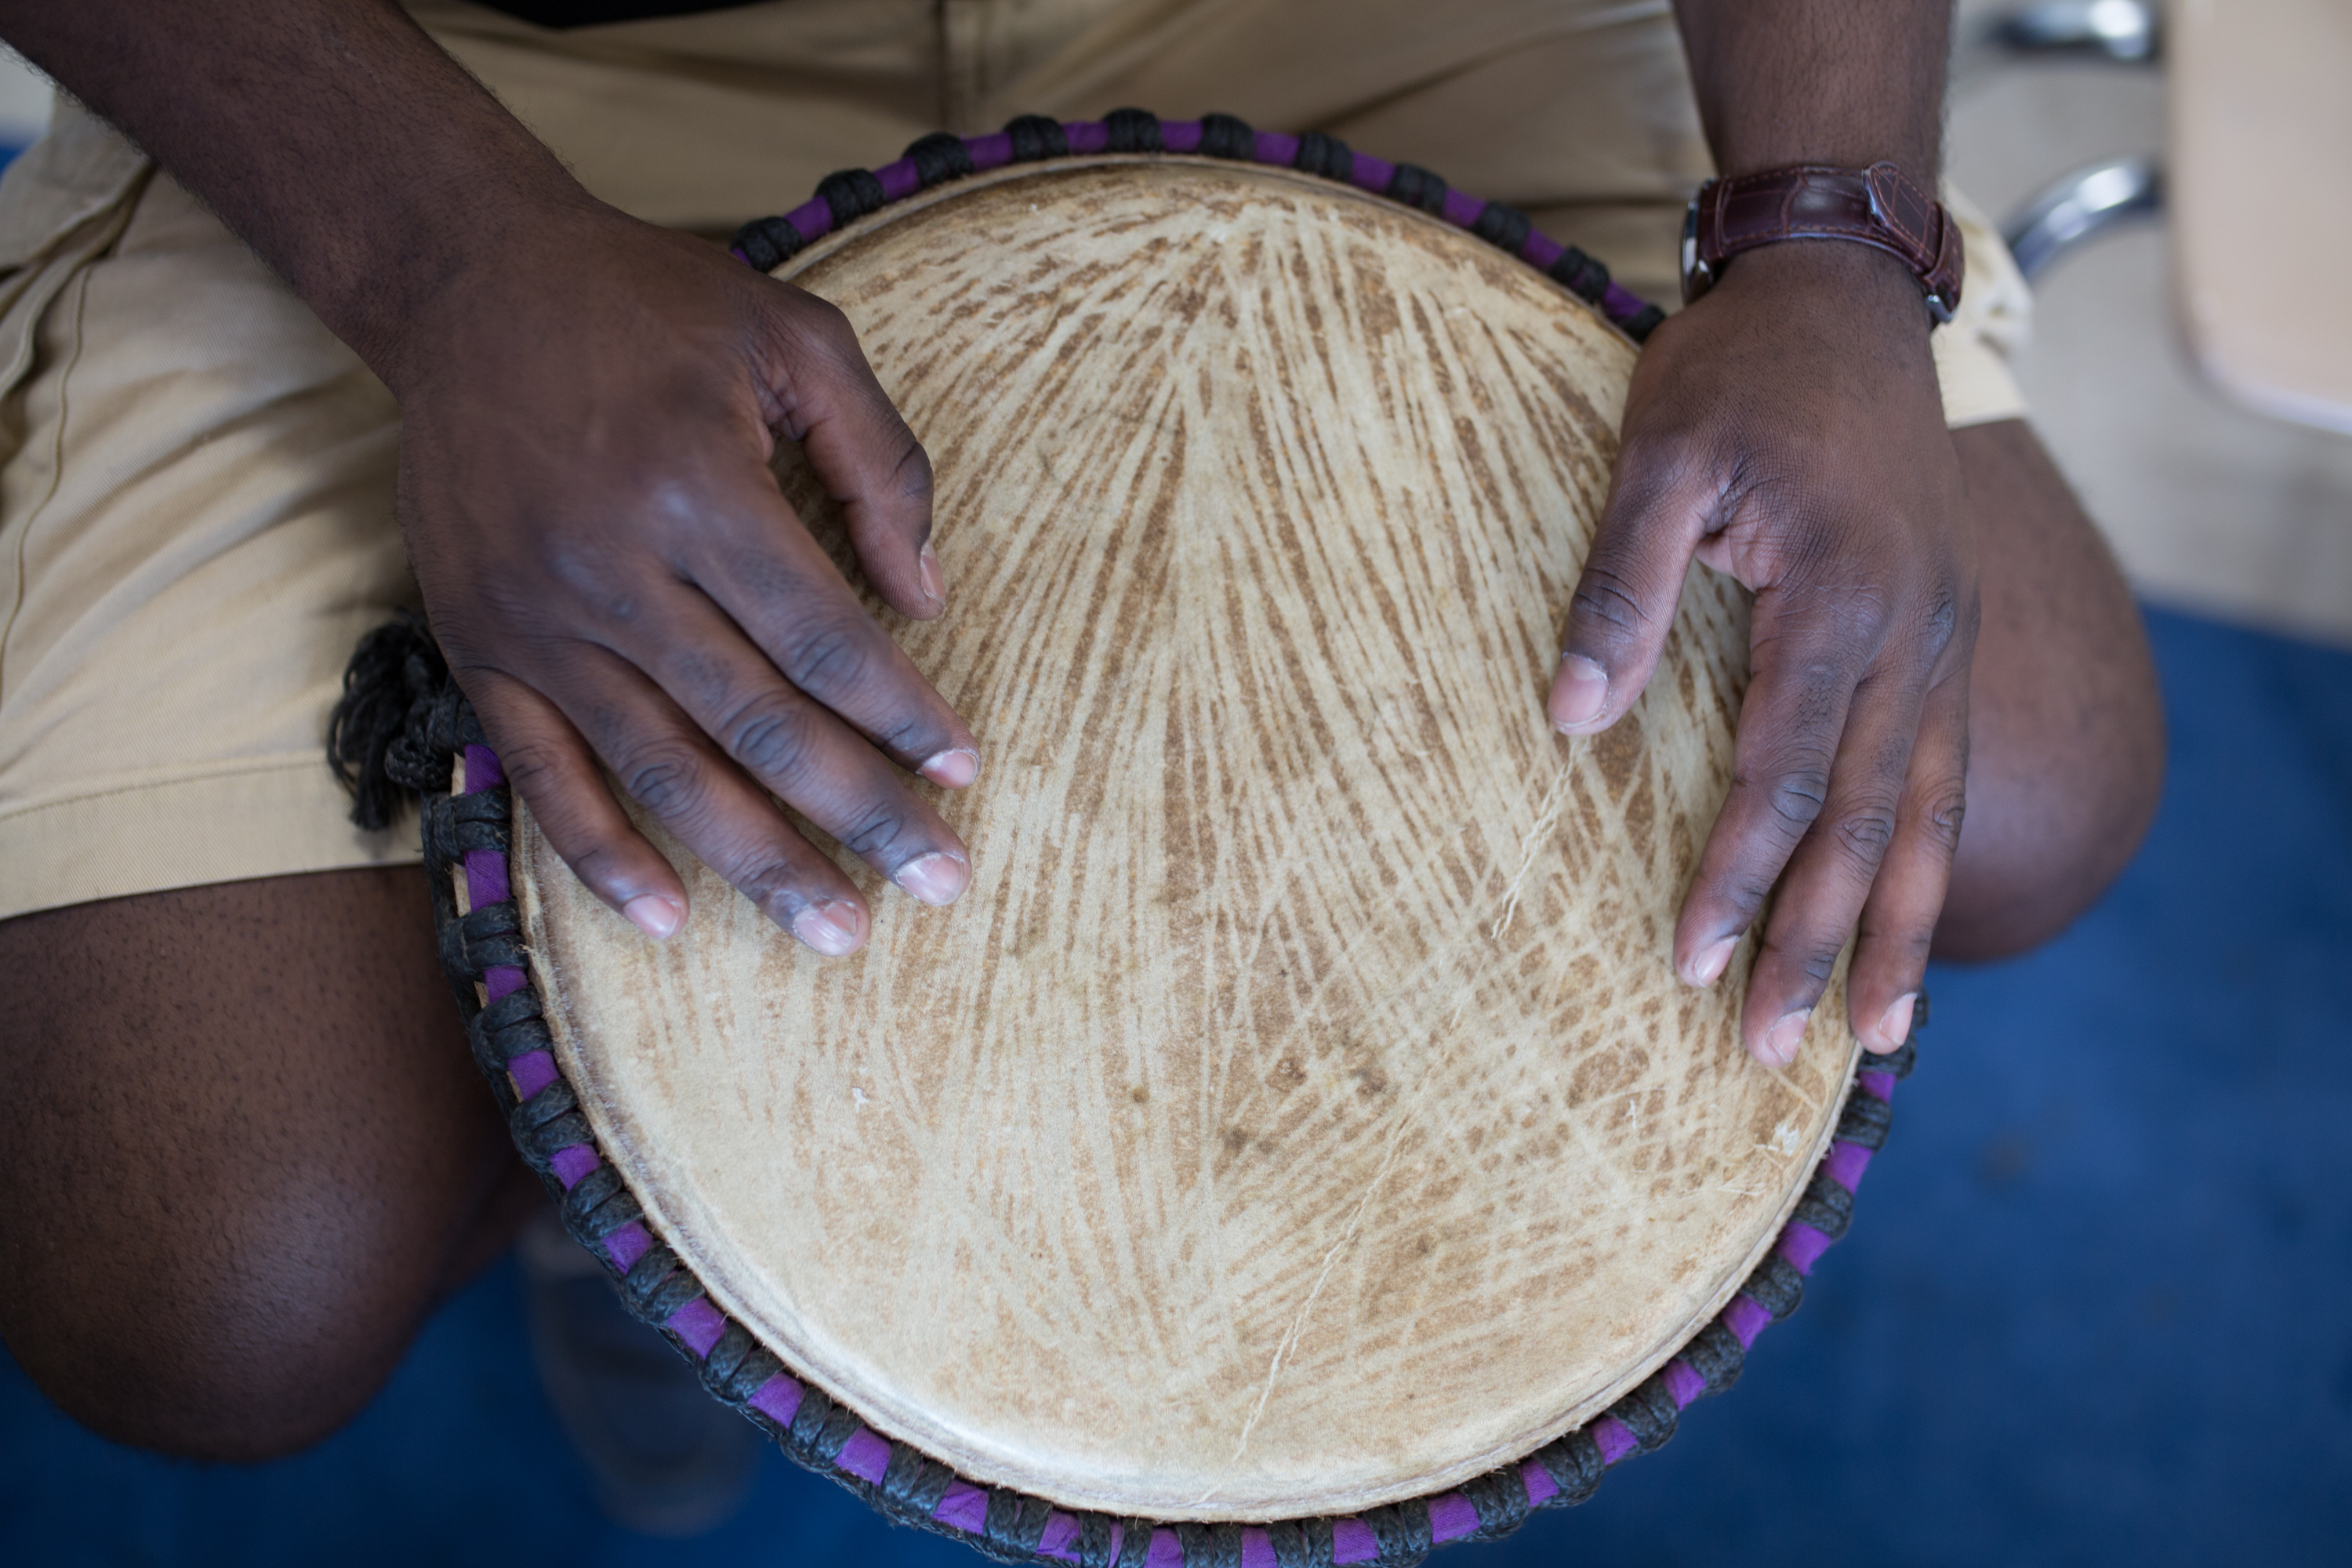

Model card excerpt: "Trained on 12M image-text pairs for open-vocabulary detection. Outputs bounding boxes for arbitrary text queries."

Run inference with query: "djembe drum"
[350,113,1914,1567]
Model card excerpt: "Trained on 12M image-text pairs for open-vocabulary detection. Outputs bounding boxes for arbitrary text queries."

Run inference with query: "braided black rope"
[329,624,1919,1567]
[728,110,1668,344]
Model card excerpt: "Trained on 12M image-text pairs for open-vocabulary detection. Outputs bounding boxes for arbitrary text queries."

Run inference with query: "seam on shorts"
[0,260,97,693]
[0,752,344,826]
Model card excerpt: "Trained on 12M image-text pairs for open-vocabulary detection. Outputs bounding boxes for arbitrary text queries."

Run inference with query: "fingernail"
[919,544,946,609]
[622,894,683,941]
[919,746,979,788]
[1761,1009,1811,1068]
[894,850,969,906]
[790,901,863,956]
[1872,993,1918,1053]
[1551,654,1609,732]
[1687,934,1740,988]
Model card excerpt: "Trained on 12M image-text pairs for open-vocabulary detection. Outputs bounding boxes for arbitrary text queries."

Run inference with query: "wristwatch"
[1680,162,1965,324]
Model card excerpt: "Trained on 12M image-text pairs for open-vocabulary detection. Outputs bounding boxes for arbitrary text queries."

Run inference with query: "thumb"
[1549,439,1716,734]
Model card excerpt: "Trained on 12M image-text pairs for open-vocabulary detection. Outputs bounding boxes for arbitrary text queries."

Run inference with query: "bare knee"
[0,872,523,1459]
[1936,421,2166,961]
[2,1190,437,1461]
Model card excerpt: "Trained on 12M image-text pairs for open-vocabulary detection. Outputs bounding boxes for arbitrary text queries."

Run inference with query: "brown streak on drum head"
[515,160,1856,1520]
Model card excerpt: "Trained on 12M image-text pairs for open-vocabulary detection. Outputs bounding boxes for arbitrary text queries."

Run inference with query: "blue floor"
[6,604,2349,1566]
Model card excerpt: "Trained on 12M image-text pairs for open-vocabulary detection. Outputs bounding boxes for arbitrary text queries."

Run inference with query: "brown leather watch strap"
[1682,162,1965,323]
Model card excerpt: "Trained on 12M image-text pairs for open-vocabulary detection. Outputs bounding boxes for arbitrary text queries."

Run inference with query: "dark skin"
[1553,0,1973,1064]
[0,0,2162,1457]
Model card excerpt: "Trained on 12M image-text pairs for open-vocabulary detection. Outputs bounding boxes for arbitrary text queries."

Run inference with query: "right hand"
[385,201,978,957]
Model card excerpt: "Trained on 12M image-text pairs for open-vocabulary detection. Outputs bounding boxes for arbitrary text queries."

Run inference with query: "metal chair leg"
[2002,156,2164,281]
[1987,0,2161,62]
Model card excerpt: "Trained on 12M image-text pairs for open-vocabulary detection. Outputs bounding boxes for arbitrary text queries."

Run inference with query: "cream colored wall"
[1948,4,2352,644]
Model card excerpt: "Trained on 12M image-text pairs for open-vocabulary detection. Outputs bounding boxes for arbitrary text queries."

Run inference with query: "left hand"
[1548,241,1976,1065]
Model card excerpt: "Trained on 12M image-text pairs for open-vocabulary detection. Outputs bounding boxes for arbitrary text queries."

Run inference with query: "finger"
[1672,583,1882,997]
[460,667,691,942]
[1740,660,1929,1065]
[1549,434,1714,734]
[683,491,980,789]
[541,645,887,956]
[1848,670,1970,1053]
[760,287,942,620]
[625,586,975,906]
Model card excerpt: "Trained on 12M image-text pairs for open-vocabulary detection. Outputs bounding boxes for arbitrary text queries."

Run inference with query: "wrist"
[1707,241,1940,361]
[340,181,610,397]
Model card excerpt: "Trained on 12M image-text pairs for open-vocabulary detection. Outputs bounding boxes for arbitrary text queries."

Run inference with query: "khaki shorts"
[0,0,2031,922]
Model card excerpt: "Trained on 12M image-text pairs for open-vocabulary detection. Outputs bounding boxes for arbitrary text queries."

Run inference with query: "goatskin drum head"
[513,158,1858,1520]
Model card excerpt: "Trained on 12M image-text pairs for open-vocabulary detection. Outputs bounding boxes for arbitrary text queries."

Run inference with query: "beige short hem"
[0,756,418,922]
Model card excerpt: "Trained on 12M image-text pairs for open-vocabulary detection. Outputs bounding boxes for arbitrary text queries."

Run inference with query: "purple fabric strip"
[463,848,510,909]
[730,245,752,266]
[1521,232,1564,271]
[1723,1292,1773,1348]
[786,195,833,241]
[1662,1357,1708,1409]
[506,1050,558,1102]
[1600,281,1646,321]
[1254,129,1300,167]
[605,1221,652,1274]
[462,743,506,793]
[877,158,922,202]
[1824,1140,1873,1191]
[549,1144,600,1189]
[934,1484,987,1534]
[1145,1527,1183,1568]
[1440,188,1483,229]
[666,1296,727,1358]
[484,964,525,1003]
[1858,1069,1896,1102]
[1777,1221,1833,1276]
[1349,151,1396,193]
[750,1371,805,1428]
[1331,1519,1379,1564]
[1039,1512,1083,1562]
[968,132,1014,170]
[836,1427,892,1485]
[1240,1526,1276,1568]
[1066,119,1109,154]
[1521,1457,1559,1507]
[1592,1416,1637,1466]
[1160,120,1203,154]
[1428,1492,1479,1543]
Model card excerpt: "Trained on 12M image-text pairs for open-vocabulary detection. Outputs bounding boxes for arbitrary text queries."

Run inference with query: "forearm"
[0,0,587,384]
[1673,0,1951,188]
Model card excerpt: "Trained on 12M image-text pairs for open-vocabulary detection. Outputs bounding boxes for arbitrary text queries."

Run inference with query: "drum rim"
[334,118,1918,1567]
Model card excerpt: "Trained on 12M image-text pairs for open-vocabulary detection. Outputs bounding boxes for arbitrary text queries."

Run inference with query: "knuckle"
[616,743,706,821]
[1757,931,1842,993]
[829,797,915,862]
[722,693,822,785]
[724,851,808,913]
[1918,782,1969,851]
[778,617,880,698]
[1761,765,1831,837]
[891,435,936,510]
[1831,804,1899,868]
[1567,564,1654,644]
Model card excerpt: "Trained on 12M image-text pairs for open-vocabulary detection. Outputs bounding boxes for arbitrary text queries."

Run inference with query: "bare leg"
[0,867,537,1461]
[1937,419,2165,960]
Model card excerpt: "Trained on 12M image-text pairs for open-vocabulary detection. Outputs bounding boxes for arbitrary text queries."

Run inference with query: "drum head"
[514,158,1857,1520]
